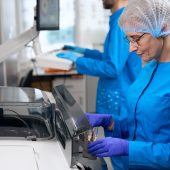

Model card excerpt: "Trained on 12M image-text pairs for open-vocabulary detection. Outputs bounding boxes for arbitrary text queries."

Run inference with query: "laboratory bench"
[31,68,87,111]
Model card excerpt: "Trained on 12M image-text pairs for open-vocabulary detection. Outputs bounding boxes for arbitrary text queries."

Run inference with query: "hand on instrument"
[88,137,128,157]
[85,112,113,130]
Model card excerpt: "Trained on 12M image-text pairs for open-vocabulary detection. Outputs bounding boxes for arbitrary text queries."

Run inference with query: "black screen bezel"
[36,0,60,31]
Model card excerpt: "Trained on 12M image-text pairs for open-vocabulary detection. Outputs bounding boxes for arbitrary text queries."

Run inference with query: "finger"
[88,142,103,152]
[88,139,104,148]
[90,147,108,155]
[88,141,105,153]
[96,152,109,157]
[57,53,65,57]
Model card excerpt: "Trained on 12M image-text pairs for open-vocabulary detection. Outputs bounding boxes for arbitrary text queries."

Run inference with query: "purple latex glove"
[85,112,113,129]
[88,137,128,157]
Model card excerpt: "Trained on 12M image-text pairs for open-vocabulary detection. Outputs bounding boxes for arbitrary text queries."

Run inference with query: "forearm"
[84,49,103,60]
[76,57,118,78]
[108,116,129,139]
[129,141,170,169]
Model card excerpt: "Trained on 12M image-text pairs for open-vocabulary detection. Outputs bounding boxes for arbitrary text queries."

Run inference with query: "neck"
[158,36,170,62]
[111,0,128,13]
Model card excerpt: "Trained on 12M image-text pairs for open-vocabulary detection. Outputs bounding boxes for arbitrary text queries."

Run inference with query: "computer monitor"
[36,0,59,31]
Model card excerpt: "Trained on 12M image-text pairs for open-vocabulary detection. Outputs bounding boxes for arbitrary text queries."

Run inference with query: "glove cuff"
[122,140,129,156]
[102,115,113,130]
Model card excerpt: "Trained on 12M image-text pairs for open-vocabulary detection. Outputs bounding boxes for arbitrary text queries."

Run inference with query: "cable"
[4,109,30,129]
[3,109,38,140]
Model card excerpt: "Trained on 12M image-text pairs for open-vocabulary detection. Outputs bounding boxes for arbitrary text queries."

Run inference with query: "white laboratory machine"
[0,0,102,169]
[0,85,102,170]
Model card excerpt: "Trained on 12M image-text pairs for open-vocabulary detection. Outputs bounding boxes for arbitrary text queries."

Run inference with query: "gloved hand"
[85,113,113,130]
[88,137,129,157]
[56,52,79,62]
[63,45,86,54]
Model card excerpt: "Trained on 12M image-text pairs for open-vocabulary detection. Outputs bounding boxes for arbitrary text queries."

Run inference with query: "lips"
[137,53,144,56]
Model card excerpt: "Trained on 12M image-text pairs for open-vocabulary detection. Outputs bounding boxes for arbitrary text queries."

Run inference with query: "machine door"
[52,85,91,137]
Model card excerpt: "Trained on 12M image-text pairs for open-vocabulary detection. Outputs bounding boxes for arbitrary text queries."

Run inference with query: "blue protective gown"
[75,8,141,170]
[113,60,170,169]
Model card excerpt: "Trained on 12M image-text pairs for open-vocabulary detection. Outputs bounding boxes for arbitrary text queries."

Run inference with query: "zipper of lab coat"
[132,63,158,141]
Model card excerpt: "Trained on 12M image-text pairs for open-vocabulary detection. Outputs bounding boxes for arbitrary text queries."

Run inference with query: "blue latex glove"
[85,112,113,129]
[56,52,79,62]
[88,137,129,157]
[63,45,85,54]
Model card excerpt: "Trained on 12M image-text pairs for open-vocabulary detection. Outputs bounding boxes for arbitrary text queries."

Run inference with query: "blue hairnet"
[119,0,170,37]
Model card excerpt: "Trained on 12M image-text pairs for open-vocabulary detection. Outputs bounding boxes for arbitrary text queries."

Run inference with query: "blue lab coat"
[76,8,141,116]
[75,8,141,170]
[113,60,170,169]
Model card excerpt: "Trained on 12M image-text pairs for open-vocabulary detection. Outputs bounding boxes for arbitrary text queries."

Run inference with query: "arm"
[76,57,118,78]
[85,104,129,139]
[63,45,103,59]
[106,113,129,139]
[75,26,130,78]
[105,99,130,139]
[129,141,170,169]
[83,48,103,60]
[88,135,170,169]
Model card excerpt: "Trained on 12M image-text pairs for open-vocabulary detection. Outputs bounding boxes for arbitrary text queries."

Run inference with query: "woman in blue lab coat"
[85,0,170,169]
[57,1,141,169]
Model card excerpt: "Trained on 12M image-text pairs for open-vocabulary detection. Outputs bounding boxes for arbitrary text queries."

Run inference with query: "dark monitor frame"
[36,0,60,31]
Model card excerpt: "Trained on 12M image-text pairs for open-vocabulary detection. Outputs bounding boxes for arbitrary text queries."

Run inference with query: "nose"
[129,42,138,52]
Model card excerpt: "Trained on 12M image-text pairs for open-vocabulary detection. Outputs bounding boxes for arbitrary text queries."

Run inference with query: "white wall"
[0,0,18,86]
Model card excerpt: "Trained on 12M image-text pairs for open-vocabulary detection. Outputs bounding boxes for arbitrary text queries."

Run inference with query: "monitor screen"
[36,0,59,30]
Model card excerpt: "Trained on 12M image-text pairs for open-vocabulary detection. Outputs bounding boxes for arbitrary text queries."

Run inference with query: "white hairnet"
[119,0,170,37]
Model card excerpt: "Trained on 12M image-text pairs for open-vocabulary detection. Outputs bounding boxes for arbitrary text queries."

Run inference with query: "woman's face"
[126,32,163,62]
